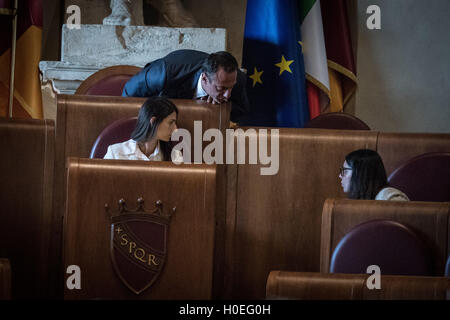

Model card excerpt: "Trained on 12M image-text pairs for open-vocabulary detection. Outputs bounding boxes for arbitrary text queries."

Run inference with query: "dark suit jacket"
[122,50,249,123]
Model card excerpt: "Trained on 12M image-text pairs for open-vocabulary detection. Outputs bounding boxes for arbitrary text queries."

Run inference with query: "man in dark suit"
[122,50,250,123]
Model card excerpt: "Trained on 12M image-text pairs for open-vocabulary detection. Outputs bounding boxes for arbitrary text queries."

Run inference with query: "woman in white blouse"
[104,97,183,163]
[339,149,409,201]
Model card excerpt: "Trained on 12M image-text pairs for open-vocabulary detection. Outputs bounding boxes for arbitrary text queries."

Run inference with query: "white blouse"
[104,139,183,164]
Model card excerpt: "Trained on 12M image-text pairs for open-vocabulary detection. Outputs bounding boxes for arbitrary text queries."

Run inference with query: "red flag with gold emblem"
[321,0,357,112]
[0,0,43,118]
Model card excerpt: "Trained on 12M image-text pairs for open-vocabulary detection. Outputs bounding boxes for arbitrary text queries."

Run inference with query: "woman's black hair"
[345,149,388,199]
[131,96,178,161]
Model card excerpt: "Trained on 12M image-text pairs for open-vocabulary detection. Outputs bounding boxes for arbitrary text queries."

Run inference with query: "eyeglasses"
[339,167,352,176]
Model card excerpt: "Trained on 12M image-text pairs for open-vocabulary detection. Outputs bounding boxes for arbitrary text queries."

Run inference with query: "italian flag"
[301,0,357,117]
[301,0,329,118]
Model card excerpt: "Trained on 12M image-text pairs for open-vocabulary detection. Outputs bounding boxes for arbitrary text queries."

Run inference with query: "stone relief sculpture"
[146,0,199,27]
[103,0,143,26]
[102,0,199,27]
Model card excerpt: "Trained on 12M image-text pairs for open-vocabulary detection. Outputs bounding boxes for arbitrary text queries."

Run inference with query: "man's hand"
[201,95,226,105]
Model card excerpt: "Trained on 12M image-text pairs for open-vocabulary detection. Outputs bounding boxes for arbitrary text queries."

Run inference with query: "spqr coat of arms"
[106,198,175,295]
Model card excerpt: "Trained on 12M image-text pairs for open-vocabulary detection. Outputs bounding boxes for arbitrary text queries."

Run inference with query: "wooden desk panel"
[0,118,55,298]
[377,132,450,176]
[225,128,378,299]
[63,159,220,299]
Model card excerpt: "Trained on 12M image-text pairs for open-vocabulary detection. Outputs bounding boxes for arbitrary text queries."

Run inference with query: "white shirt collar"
[127,139,163,161]
[193,73,208,99]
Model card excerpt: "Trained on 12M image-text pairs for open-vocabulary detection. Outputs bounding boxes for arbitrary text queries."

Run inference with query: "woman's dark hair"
[345,149,388,199]
[131,96,178,161]
[202,51,238,80]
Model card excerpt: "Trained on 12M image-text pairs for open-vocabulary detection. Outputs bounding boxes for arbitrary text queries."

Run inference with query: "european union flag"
[241,0,310,127]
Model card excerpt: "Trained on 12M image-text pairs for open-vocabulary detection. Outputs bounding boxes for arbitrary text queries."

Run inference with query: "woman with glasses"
[339,149,409,201]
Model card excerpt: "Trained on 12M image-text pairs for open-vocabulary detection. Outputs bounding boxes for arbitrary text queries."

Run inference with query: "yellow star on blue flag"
[241,0,310,127]
[249,67,264,87]
[275,55,294,75]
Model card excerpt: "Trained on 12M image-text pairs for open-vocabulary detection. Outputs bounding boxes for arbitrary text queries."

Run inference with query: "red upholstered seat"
[388,152,450,202]
[305,112,370,130]
[76,65,141,96]
[330,219,433,276]
[90,117,137,159]
[83,74,134,96]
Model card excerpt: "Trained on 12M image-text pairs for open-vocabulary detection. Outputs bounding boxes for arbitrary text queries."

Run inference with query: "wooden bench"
[52,94,231,297]
[0,118,55,298]
[266,271,450,300]
[222,128,450,299]
[320,198,450,275]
